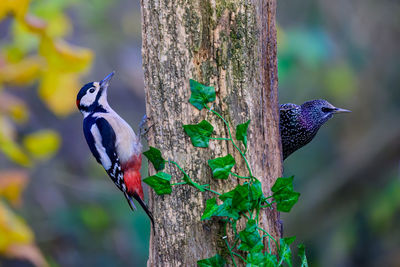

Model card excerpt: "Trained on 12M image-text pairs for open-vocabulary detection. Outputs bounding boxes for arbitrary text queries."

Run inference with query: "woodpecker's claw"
[139,114,154,139]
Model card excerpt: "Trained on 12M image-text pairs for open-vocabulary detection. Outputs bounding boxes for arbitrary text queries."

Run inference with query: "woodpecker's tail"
[124,192,155,231]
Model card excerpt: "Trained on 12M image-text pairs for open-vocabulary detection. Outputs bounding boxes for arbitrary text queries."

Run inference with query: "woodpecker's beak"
[100,71,115,88]
[333,107,351,114]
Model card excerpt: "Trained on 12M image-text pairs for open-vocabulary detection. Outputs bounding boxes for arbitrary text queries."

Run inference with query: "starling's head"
[301,99,350,128]
[76,71,114,116]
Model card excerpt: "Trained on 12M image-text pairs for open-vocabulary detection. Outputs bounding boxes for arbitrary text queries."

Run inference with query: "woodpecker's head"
[76,71,114,116]
[301,99,351,129]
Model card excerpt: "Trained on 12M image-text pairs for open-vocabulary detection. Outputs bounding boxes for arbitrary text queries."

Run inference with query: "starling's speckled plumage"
[279,99,350,160]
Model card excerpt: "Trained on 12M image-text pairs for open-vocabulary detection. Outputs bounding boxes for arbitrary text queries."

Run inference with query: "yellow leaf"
[0,0,31,21]
[0,170,29,206]
[39,70,80,116]
[0,118,31,167]
[0,91,29,123]
[42,13,71,38]
[22,130,60,160]
[39,37,93,73]
[0,56,44,86]
[0,201,47,267]
[0,201,34,253]
[23,14,47,34]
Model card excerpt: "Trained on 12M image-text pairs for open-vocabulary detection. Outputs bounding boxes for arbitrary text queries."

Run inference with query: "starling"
[279,99,350,160]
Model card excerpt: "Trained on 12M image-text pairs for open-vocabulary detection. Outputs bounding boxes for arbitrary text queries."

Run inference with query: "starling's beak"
[99,71,115,90]
[333,107,351,114]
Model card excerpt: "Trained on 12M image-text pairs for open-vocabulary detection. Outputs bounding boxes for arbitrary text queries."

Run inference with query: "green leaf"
[214,198,240,220]
[238,219,263,253]
[271,176,300,212]
[183,120,214,147]
[182,174,205,192]
[298,244,308,267]
[232,184,251,211]
[278,236,296,267]
[201,198,219,220]
[249,179,264,208]
[219,184,250,212]
[235,120,250,149]
[143,172,172,195]
[208,154,236,179]
[143,146,165,171]
[246,252,278,267]
[201,197,240,221]
[197,254,226,267]
[189,79,216,110]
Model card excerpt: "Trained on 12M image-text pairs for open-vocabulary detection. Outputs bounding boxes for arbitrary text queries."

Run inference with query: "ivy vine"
[143,79,308,267]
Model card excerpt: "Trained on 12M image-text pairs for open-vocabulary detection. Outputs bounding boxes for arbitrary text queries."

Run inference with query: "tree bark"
[140,0,281,266]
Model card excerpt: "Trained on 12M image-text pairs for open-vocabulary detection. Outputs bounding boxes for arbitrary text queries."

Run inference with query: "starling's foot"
[139,114,153,139]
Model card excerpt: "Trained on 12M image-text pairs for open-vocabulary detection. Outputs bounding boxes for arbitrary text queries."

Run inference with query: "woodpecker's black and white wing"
[83,116,125,191]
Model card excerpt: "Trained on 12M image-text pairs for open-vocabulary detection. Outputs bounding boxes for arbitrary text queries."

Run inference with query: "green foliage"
[278,237,296,267]
[201,197,240,221]
[189,79,216,110]
[246,252,278,267]
[143,146,165,171]
[183,120,214,147]
[143,172,172,195]
[208,154,236,179]
[235,120,250,149]
[298,244,308,267]
[271,176,300,212]
[197,254,226,267]
[238,220,264,253]
[145,80,307,266]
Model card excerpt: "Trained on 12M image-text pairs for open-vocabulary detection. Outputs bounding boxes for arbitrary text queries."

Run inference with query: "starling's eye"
[321,107,333,113]
[89,88,95,93]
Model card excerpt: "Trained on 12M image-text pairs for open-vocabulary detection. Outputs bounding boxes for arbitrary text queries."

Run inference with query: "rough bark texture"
[140,0,281,266]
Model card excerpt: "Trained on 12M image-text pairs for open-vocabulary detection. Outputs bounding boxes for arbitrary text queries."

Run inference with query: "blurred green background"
[0,0,399,266]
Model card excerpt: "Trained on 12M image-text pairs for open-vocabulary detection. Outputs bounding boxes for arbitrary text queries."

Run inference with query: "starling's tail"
[127,193,155,232]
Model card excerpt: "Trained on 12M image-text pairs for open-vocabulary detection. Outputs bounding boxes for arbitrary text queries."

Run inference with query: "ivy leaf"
[189,79,216,110]
[183,120,214,147]
[238,219,263,253]
[143,146,165,171]
[249,179,264,208]
[201,198,219,220]
[197,254,226,267]
[213,198,240,220]
[278,236,296,267]
[232,184,250,211]
[143,172,172,195]
[235,120,250,149]
[271,176,300,212]
[182,174,205,192]
[208,154,236,179]
[298,244,309,267]
[201,197,240,221]
[246,252,278,267]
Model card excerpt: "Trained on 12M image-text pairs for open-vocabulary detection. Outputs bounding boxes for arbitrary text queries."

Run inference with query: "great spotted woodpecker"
[76,71,154,226]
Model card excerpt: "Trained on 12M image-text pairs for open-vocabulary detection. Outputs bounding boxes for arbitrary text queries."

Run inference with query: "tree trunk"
[140,0,281,266]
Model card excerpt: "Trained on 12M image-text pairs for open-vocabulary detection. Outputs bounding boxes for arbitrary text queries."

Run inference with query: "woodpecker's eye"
[89,88,95,93]
[321,107,333,113]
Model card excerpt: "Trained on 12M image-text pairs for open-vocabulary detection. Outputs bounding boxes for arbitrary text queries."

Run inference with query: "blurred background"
[0,0,398,266]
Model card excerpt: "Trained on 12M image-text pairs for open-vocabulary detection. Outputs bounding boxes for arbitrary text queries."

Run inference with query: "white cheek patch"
[80,92,97,107]
[80,83,100,107]
[90,124,112,170]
